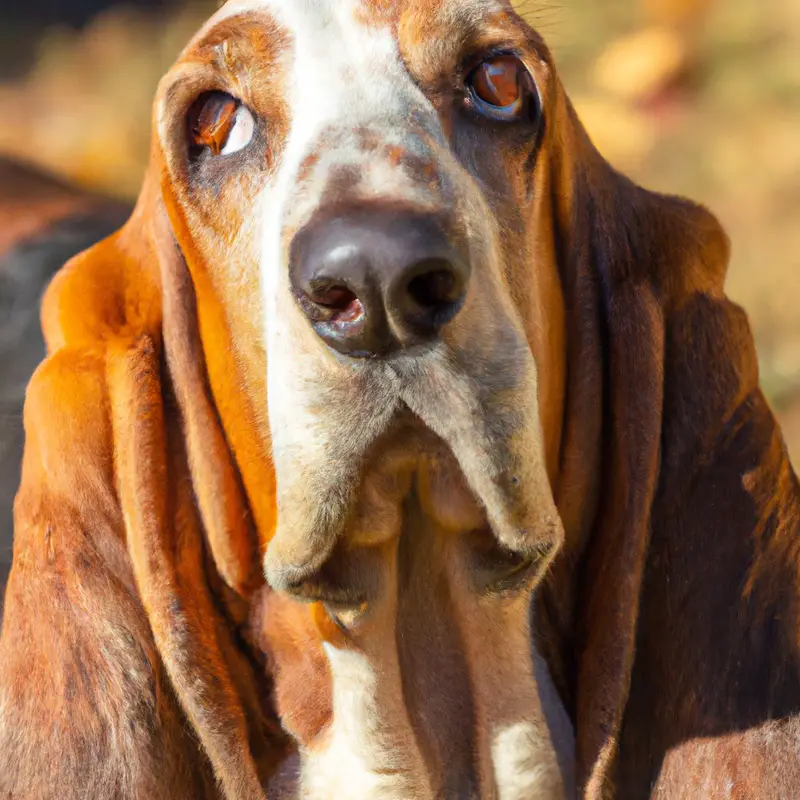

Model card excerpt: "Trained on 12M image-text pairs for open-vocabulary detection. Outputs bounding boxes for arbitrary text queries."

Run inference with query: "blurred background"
[0,0,798,458]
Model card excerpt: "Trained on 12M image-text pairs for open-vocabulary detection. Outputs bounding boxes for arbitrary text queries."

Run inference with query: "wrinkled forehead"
[207,0,510,39]
[187,0,522,86]
[163,0,541,218]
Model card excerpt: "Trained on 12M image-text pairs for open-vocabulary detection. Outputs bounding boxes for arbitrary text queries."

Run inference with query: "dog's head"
[62,0,727,796]
[154,2,573,794]
[158,0,567,565]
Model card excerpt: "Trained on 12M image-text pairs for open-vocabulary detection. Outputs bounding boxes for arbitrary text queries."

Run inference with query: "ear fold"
[155,201,261,597]
[576,276,664,798]
[79,187,279,796]
[157,178,279,560]
[15,176,274,797]
[107,326,269,800]
[558,115,730,796]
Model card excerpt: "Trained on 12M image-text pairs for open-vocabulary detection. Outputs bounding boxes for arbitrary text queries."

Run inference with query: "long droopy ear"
[41,167,277,798]
[550,97,731,797]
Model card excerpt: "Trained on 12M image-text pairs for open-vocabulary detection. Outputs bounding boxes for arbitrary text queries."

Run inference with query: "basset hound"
[1,1,799,798]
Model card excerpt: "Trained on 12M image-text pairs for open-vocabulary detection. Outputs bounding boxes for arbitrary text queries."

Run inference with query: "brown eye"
[188,91,255,156]
[467,55,534,121]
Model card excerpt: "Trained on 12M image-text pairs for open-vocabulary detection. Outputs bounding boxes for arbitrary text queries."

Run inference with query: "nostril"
[301,283,365,325]
[401,259,466,330]
[407,268,458,309]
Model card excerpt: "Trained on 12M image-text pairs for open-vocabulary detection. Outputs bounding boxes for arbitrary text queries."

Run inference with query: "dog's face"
[156,0,574,795]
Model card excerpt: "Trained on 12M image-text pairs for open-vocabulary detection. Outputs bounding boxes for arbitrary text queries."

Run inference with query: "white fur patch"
[491,721,562,799]
[299,644,432,800]
[257,0,426,293]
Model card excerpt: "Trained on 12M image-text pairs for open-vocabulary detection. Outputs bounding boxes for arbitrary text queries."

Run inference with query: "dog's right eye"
[465,54,538,123]
[188,91,255,156]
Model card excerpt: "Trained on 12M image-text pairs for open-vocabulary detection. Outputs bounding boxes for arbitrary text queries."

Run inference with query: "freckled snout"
[290,211,470,356]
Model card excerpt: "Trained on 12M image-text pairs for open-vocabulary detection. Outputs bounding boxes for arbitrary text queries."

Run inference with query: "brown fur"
[1,2,799,798]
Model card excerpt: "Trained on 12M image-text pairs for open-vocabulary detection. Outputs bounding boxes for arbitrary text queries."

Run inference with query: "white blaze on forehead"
[230,0,436,326]
[215,0,425,237]
[262,0,428,252]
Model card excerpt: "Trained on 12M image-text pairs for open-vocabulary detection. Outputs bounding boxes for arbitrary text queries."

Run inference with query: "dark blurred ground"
[0,0,798,458]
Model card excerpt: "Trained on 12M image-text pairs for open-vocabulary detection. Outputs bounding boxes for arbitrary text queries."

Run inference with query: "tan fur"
[2,2,799,799]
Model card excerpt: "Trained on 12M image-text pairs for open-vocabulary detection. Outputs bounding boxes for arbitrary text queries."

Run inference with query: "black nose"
[290,212,470,356]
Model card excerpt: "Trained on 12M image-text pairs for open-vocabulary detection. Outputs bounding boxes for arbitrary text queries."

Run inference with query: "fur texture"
[1,2,799,799]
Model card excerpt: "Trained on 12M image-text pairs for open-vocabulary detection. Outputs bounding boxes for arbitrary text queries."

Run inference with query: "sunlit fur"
[2,1,800,799]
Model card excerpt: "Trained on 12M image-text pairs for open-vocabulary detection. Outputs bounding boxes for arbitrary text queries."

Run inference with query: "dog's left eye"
[466,55,532,121]
[188,91,255,156]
